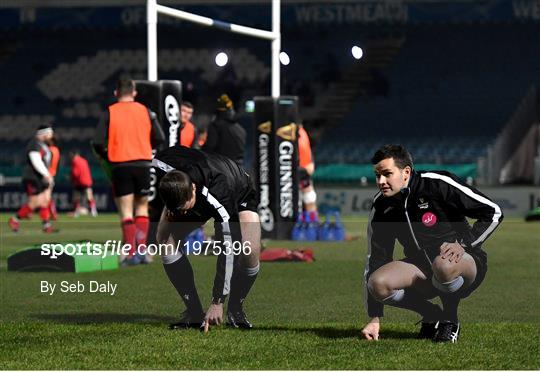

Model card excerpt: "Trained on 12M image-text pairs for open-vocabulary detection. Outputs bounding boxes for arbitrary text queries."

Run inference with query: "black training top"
[364,170,503,317]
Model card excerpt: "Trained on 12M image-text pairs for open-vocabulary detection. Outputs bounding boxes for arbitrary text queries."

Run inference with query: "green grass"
[1,213,539,369]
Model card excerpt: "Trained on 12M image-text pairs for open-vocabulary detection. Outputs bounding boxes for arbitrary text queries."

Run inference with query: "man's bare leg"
[37,190,53,231]
[9,192,46,232]
[86,188,98,216]
[368,261,441,319]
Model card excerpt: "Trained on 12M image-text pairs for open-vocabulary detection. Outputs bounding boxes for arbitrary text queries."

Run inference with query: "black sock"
[163,255,204,316]
[389,289,442,321]
[228,264,260,312]
[440,294,460,322]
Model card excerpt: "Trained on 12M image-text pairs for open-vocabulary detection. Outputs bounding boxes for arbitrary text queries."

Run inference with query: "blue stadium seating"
[318,24,540,164]
[1,22,539,172]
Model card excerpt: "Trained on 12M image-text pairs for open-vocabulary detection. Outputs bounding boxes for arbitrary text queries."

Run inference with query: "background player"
[362,144,503,343]
[93,77,165,265]
[8,125,56,233]
[179,101,198,148]
[46,135,60,221]
[298,123,319,223]
[69,150,97,217]
[152,145,261,331]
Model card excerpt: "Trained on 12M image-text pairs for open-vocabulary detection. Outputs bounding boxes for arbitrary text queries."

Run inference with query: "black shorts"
[459,248,487,298]
[111,166,151,197]
[402,248,487,299]
[74,184,91,193]
[299,167,312,189]
[23,178,48,196]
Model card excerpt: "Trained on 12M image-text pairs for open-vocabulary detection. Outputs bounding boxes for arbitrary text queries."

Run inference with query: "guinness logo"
[258,121,272,134]
[276,123,297,141]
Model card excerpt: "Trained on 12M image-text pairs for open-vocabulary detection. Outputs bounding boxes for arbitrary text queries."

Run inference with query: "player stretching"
[152,146,261,331]
[362,145,503,343]
[9,125,57,233]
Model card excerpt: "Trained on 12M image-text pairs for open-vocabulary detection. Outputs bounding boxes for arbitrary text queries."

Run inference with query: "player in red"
[8,125,57,233]
[179,101,198,148]
[70,150,97,217]
[298,124,319,222]
[46,136,60,220]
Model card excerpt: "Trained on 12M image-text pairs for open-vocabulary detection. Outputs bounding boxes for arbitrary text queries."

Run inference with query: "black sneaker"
[417,321,439,339]
[168,310,205,330]
[226,308,253,329]
[433,321,460,343]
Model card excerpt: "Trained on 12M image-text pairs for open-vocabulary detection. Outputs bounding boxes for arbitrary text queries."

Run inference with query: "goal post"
[146,0,281,98]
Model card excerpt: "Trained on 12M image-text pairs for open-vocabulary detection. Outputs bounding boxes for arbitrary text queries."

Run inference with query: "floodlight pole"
[147,0,158,82]
[271,0,280,98]
[146,0,280,96]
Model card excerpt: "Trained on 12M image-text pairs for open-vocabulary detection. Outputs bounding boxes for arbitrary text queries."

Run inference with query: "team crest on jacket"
[418,198,429,209]
[422,212,437,227]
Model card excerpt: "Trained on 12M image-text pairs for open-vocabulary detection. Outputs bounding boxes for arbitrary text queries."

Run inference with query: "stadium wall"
[0,185,537,217]
[316,186,540,217]
[2,1,540,28]
[0,185,114,213]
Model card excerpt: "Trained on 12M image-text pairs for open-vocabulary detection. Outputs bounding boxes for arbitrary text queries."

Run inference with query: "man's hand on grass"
[361,317,380,341]
[203,303,224,332]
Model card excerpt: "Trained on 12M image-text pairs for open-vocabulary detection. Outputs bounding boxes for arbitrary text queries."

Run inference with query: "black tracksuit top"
[365,170,503,317]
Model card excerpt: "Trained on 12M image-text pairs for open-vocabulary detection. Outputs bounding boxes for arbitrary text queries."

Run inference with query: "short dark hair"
[371,144,414,169]
[181,101,193,109]
[116,77,135,97]
[159,170,192,211]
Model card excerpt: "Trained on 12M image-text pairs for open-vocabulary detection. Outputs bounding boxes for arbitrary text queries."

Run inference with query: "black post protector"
[134,80,183,246]
[134,80,183,149]
[254,96,300,239]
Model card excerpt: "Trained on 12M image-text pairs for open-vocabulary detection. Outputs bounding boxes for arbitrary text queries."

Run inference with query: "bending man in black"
[362,145,503,343]
[152,146,260,330]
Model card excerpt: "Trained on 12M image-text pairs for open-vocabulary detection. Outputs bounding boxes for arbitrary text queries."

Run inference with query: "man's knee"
[302,189,317,204]
[431,256,464,292]
[432,256,460,282]
[368,275,406,304]
[161,250,183,265]
[134,195,148,204]
[239,210,260,223]
[367,275,393,300]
